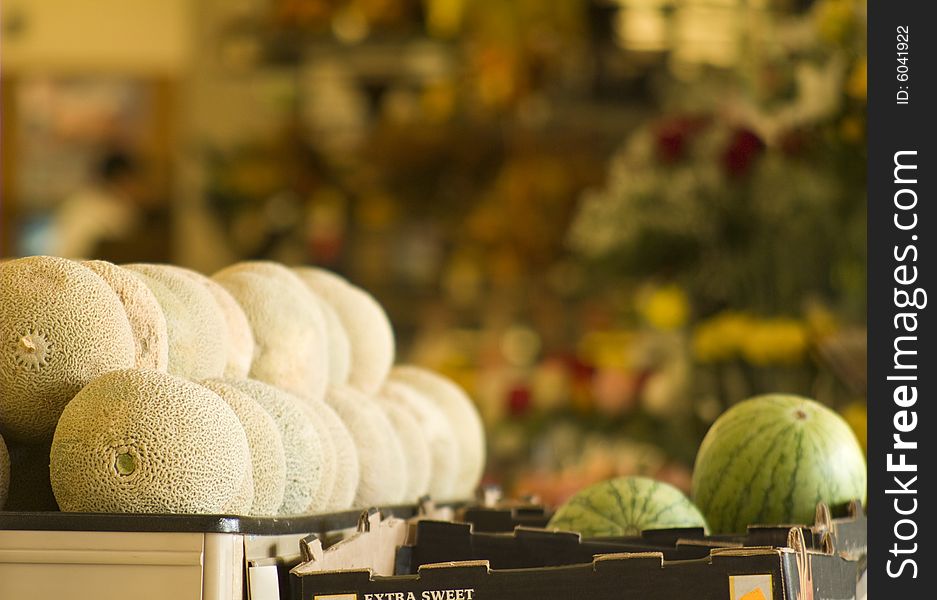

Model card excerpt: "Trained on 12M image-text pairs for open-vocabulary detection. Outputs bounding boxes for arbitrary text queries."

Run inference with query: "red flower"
[655,115,709,164]
[563,354,595,383]
[508,384,532,418]
[722,128,765,177]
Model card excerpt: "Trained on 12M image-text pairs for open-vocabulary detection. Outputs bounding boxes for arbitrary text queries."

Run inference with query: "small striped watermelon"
[548,476,708,537]
[692,394,867,534]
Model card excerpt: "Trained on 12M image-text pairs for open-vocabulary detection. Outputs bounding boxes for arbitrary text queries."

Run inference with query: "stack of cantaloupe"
[0,255,485,515]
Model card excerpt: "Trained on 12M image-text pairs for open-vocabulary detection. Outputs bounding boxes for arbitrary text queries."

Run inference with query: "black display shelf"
[0,502,464,536]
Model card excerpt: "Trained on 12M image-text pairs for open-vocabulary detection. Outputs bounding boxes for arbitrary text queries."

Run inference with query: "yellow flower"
[740,318,810,366]
[846,57,867,101]
[813,0,858,45]
[691,311,754,363]
[639,284,690,331]
[578,330,634,370]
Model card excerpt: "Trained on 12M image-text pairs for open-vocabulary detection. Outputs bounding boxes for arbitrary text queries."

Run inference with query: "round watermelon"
[692,394,867,534]
[548,476,708,537]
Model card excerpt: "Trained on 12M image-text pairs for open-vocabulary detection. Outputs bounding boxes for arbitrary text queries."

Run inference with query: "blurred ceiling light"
[332,4,370,44]
[425,0,467,39]
[611,0,764,69]
[672,5,739,68]
[613,0,671,52]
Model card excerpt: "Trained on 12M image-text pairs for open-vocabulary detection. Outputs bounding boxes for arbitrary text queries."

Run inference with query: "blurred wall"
[2,0,192,74]
[1,0,193,257]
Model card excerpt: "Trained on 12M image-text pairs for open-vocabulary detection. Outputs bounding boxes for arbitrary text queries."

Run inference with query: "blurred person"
[51,149,147,259]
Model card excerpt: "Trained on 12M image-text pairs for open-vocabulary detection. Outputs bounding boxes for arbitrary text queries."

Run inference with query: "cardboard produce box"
[292,502,866,600]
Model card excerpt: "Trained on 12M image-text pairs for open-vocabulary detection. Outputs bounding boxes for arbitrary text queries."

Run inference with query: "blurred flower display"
[484,0,867,502]
[570,0,866,307]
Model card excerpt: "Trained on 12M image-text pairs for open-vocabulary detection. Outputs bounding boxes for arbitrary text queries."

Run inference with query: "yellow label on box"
[729,574,772,600]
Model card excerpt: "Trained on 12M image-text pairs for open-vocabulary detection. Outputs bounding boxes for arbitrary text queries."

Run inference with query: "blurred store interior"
[0,0,867,504]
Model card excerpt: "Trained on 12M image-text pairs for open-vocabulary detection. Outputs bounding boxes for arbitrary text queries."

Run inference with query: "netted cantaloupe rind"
[213,263,330,402]
[200,379,287,516]
[178,272,255,379]
[82,260,169,372]
[0,256,136,444]
[293,267,394,395]
[325,385,408,507]
[380,379,459,500]
[123,264,227,380]
[390,366,485,500]
[298,399,337,513]
[223,468,255,516]
[316,298,352,387]
[378,398,431,503]
[305,396,359,510]
[390,365,485,499]
[49,369,251,514]
[225,378,326,515]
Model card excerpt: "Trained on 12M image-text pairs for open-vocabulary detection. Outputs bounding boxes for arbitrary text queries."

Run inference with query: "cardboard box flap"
[710,546,787,558]
[780,527,862,600]
[592,551,665,572]
[674,538,744,550]
[826,501,867,559]
[292,511,408,577]
[418,561,491,575]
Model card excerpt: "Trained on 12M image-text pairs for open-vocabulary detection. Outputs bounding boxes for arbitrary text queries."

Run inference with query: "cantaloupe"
[223,464,255,516]
[123,264,228,380]
[389,366,485,500]
[179,272,255,379]
[199,379,287,516]
[316,299,352,386]
[376,396,431,502]
[3,443,58,511]
[297,399,338,512]
[225,378,326,515]
[380,380,459,500]
[0,256,136,443]
[292,268,394,394]
[213,263,330,401]
[49,369,252,514]
[305,397,359,510]
[325,385,408,507]
[82,260,169,372]
[0,434,9,509]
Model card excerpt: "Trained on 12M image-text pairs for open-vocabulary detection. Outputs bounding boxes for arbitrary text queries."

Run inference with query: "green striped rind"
[548,476,708,537]
[691,394,867,534]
